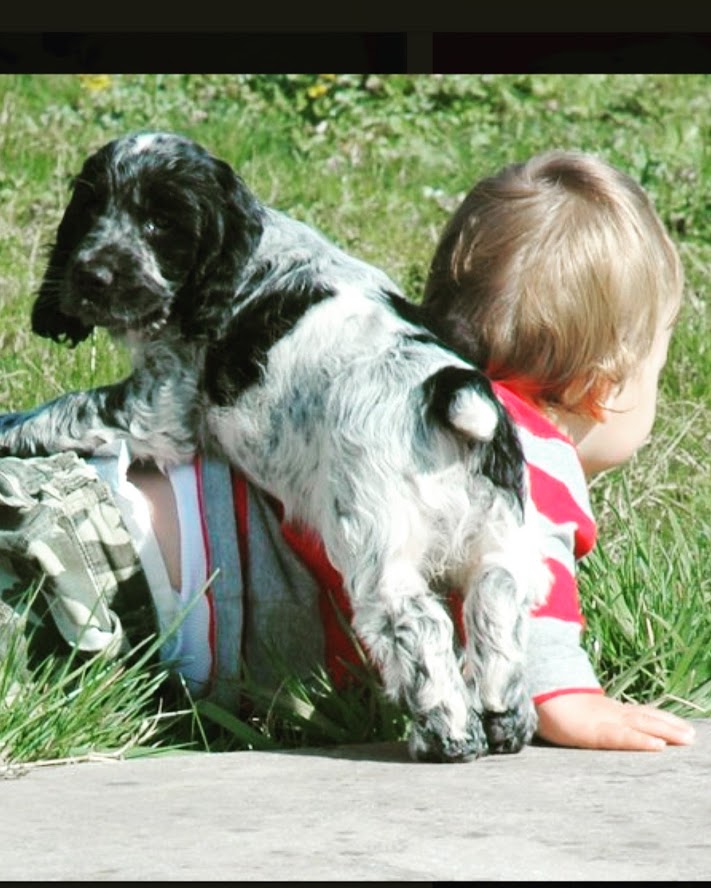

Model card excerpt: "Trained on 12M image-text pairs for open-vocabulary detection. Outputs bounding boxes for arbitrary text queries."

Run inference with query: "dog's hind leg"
[347,560,488,763]
[462,563,538,754]
[463,487,552,753]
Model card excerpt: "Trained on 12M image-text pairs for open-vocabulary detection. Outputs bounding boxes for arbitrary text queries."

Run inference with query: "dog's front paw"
[408,708,489,763]
[482,697,537,754]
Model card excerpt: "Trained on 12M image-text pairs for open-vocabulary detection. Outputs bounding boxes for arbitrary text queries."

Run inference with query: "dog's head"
[32,131,264,346]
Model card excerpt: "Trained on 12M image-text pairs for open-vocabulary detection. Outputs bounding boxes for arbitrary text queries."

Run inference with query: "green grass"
[0,73,709,764]
[0,583,183,773]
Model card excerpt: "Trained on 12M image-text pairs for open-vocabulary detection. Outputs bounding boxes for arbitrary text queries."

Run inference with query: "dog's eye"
[143,214,172,237]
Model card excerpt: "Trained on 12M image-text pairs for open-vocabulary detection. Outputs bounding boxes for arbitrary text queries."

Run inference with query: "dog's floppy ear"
[31,160,105,347]
[212,156,264,261]
[181,155,264,336]
[31,244,94,347]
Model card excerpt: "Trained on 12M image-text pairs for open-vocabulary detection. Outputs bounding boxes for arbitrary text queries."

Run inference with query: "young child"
[422,148,693,750]
[0,150,695,751]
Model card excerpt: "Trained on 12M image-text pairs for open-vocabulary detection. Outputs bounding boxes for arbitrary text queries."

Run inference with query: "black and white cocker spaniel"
[0,132,550,762]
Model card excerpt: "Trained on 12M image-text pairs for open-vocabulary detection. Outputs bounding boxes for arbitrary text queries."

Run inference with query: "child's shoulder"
[493,380,594,541]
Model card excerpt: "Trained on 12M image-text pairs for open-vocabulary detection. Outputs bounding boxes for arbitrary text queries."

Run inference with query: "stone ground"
[1,719,710,881]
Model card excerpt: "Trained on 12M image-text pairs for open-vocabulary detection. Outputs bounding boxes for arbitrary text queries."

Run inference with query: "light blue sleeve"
[526,616,602,701]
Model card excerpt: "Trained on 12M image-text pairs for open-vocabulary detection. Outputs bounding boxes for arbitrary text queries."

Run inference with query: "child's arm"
[535,692,696,750]
[527,616,695,750]
[527,612,695,750]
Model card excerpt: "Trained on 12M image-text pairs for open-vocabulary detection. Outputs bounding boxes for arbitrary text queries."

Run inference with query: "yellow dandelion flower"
[307,83,329,100]
[78,74,112,92]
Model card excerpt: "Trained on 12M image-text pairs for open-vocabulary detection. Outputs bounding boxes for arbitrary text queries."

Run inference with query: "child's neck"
[545,406,599,478]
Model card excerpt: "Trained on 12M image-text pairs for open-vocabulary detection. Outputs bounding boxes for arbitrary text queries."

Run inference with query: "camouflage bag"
[0,451,154,660]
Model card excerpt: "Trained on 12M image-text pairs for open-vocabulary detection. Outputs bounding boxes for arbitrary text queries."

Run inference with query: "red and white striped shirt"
[492,381,601,703]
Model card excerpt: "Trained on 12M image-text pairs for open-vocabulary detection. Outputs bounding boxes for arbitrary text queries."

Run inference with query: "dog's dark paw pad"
[409,712,488,763]
[483,707,536,754]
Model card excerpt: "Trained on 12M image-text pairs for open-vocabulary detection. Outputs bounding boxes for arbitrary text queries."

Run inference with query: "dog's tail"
[423,365,500,441]
[423,364,526,510]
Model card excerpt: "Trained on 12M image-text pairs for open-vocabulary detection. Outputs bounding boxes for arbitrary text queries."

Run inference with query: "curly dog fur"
[0,132,550,761]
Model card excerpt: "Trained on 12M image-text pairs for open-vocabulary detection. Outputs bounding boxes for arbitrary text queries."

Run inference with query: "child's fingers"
[620,704,696,746]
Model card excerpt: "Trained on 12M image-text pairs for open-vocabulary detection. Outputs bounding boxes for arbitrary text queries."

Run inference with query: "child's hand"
[535,693,696,751]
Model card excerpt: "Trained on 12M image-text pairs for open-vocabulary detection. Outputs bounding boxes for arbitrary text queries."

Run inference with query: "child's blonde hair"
[423,150,684,417]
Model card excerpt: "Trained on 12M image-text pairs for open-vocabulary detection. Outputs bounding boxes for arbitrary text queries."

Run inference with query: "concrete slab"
[1,719,710,881]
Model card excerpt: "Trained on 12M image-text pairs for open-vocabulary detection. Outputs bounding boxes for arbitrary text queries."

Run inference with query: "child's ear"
[565,376,614,422]
[587,377,622,421]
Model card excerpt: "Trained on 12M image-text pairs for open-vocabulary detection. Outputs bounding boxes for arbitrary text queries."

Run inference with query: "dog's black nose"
[72,261,114,291]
